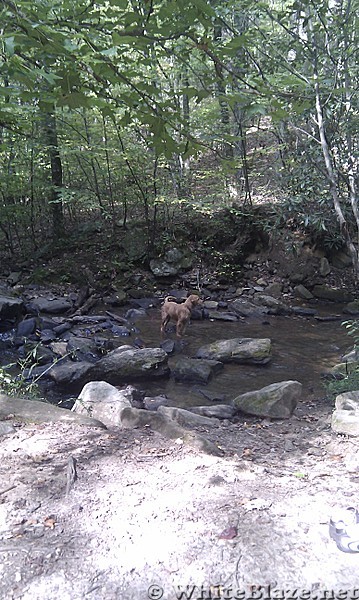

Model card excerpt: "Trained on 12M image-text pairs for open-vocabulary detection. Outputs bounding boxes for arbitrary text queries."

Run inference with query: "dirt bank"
[1,394,359,600]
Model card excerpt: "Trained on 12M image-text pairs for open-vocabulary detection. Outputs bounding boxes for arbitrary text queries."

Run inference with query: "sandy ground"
[1,397,359,600]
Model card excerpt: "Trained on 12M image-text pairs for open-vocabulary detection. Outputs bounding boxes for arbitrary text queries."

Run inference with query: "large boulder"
[196,338,271,365]
[72,381,132,426]
[172,357,223,383]
[0,393,105,427]
[331,391,359,436]
[233,380,302,418]
[87,346,170,384]
[0,294,24,321]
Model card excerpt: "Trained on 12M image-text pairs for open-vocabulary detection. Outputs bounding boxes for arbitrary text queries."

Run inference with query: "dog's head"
[187,294,202,307]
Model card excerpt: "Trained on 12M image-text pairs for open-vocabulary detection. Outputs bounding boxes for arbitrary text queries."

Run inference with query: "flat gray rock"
[0,393,106,427]
[196,337,271,364]
[88,346,170,384]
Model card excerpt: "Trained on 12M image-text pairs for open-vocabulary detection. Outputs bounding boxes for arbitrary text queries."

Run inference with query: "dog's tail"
[163,295,178,304]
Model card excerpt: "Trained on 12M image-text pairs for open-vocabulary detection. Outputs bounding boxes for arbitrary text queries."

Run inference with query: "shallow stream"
[0,302,351,409]
[132,304,351,409]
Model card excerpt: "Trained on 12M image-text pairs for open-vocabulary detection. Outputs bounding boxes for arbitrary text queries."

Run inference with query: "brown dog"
[161,294,202,338]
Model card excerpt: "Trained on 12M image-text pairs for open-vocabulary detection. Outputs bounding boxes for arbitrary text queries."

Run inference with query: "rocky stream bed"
[1,262,359,599]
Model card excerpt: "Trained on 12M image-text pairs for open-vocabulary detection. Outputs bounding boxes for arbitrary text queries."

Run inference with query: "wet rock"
[331,392,359,436]
[158,406,220,427]
[0,295,24,321]
[120,407,223,456]
[189,405,237,420]
[26,297,72,315]
[311,285,354,303]
[0,393,106,427]
[87,346,170,384]
[72,381,132,426]
[47,361,93,388]
[172,357,223,383]
[208,312,239,322]
[16,317,37,339]
[233,380,302,418]
[196,337,271,365]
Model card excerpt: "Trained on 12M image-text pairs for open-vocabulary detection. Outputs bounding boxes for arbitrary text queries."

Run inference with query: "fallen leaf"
[329,454,343,461]
[44,517,56,529]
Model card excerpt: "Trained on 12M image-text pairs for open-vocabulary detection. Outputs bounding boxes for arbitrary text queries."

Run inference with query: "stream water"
[0,303,351,409]
[131,305,350,409]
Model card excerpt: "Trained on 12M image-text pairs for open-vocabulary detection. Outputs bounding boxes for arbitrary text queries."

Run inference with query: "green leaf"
[57,91,91,108]
[4,36,15,56]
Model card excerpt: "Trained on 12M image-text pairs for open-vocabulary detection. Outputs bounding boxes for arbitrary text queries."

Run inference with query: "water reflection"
[135,309,350,408]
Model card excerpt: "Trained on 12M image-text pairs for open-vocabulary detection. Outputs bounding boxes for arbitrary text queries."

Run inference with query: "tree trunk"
[310,23,358,276]
[43,110,65,239]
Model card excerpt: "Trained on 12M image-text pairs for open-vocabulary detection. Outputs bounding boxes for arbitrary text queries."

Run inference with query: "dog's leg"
[161,315,170,336]
[176,316,187,338]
